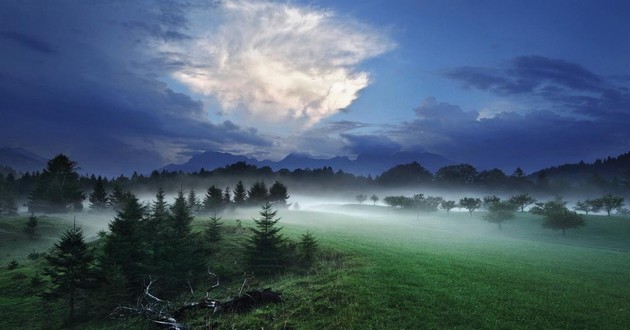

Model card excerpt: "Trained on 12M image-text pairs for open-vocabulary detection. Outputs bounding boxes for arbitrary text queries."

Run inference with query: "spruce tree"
[245,202,287,275]
[101,194,148,297]
[107,184,131,212]
[203,185,223,213]
[23,215,38,239]
[29,154,85,213]
[187,189,200,213]
[44,225,94,320]
[298,231,318,266]
[206,215,223,242]
[223,186,232,206]
[233,181,247,206]
[247,181,269,206]
[88,176,108,211]
[269,181,289,206]
[151,190,205,297]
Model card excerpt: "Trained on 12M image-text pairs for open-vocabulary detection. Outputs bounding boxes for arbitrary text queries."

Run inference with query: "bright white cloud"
[164,0,394,127]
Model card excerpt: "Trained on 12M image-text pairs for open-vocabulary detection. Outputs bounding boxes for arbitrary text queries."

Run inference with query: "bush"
[7,259,19,270]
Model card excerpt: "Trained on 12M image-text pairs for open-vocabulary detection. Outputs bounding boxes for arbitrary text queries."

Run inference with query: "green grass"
[0,216,73,263]
[200,205,630,329]
[1,206,629,329]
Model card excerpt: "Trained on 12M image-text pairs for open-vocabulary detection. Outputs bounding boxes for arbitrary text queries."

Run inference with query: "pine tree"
[28,154,85,213]
[88,176,108,211]
[157,190,205,296]
[101,194,148,297]
[298,231,318,266]
[245,202,287,275]
[269,181,289,206]
[107,184,131,212]
[223,186,232,206]
[44,226,94,320]
[206,215,223,242]
[203,185,223,213]
[23,215,38,239]
[247,181,269,206]
[187,189,200,213]
[233,181,247,206]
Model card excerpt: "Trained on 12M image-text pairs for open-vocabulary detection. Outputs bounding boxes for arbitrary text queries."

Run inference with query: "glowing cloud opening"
[166,0,394,127]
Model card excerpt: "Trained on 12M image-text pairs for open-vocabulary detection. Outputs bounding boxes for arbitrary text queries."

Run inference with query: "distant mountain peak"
[162,150,455,175]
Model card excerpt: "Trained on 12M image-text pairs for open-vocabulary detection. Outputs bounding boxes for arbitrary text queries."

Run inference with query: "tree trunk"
[562,228,566,236]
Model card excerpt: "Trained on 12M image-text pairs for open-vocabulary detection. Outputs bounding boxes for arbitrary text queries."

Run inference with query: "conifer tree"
[89,176,108,211]
[233,181,247,206]
[23,215,38,239]
[107,184,131,212]
[44,225,94,320]
[158,190,205,296]
[101,194,148,297]
[29,154,85,213]
[203,185,223,213]
[206,215,223,242]
[298,231,318,266]
[247,181,269,206]
[187,189,200,213]
[245,202,287,274]
[269,181,289,206]
[223,186,232,206]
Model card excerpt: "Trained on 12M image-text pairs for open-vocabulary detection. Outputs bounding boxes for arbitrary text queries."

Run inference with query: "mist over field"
[2,0,630,328]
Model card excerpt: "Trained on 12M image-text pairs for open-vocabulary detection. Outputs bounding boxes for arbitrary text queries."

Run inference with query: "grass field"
[1,205,629,329]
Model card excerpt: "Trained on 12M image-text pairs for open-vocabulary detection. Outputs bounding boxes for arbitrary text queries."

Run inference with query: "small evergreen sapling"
[298,231,319,266]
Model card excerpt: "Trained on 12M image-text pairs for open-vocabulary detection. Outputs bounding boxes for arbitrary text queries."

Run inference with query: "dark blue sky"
[1,0,629,176]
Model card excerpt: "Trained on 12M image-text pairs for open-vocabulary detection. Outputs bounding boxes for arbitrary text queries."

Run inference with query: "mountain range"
[162,151,455,176]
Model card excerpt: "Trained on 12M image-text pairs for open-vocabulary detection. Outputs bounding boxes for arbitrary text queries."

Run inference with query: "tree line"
[376,192,625,234]
[2,154,629,216]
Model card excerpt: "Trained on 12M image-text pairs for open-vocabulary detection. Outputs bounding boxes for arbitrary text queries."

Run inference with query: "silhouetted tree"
[597,194,625,216]
[233,181,247,206]
[101,194,148,297]
[23,215,38,239]
[508,194,536,212]
[269,181,289,206]
[530,198,585,235]
[88,176,108,211]
[206,215,223,242]
[370,194,379,205]
[298,231,318,267]
[482,195,501,209]
[107,184,132,212]
[223,186,232,206]
[203,185,223,213]
[187,189,200,213]
[483,200,517,230]
[355,194,367,204]
[44,226,95,320]
[459,197,482,216]
[377,162,433,186]
[247,181,269,206]
[436,164,478,186]
[29,154,85,213]
[245,202,287,274]
[440,200,456,214]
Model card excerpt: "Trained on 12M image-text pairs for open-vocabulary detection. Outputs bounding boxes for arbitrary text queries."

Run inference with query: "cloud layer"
[164,0,394,127]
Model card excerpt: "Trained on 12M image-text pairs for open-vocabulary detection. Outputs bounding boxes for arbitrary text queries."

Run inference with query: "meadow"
[1,204,629,329]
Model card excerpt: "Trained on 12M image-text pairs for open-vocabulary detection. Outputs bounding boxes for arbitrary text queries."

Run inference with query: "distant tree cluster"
[574,194,625,216]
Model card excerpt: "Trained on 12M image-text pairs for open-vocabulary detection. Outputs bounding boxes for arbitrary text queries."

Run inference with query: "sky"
[1,0,629,176]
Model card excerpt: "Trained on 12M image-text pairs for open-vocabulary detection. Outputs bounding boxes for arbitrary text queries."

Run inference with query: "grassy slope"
[212,206,630,329]
[1,207,629,329]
